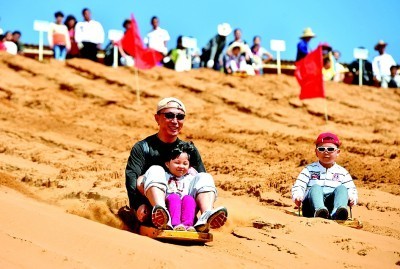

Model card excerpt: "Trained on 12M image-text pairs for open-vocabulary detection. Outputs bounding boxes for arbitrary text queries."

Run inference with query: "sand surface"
[0,52,399,268]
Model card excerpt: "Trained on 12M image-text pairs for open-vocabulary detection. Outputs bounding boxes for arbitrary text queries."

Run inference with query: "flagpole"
[324,98,328,124]
[135,68,141,105]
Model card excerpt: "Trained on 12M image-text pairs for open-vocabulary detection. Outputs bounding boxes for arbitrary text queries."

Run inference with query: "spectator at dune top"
[65,15,80,59]
[200,22,232,70]
[75,8,105,62]
[251,35,273,75]
[144,16,170,57]
[372,40,396,88]
[382,65,400,88]
[12,31,24,54]
[2,31,17,55]
[296,27,316,61]
[48,11,71,61]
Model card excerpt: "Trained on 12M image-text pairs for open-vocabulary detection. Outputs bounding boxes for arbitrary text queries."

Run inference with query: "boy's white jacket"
[291,161,358,204]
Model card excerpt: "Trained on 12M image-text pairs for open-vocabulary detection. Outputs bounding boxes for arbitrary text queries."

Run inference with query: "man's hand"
[136,204,150,223]
[294,197,303,207]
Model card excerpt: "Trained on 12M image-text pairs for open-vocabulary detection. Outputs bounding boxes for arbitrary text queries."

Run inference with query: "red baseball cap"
[315,132,341,147]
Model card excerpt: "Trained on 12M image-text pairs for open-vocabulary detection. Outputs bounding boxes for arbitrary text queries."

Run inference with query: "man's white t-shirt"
[144,27,170,55]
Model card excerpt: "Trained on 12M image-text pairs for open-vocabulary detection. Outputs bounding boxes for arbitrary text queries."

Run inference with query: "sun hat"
[217,23,232,37]
[226,41,246,55]
[315,132,341,147]
[157,97,186,113]
[300,27,316,38]
[374,40,387,50]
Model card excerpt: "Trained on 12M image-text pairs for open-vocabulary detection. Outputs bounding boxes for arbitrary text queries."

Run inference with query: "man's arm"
[125,142,146,208]
[190,144,206,173]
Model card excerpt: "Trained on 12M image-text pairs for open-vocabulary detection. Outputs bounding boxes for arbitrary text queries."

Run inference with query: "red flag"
[295,45,325,100]
[120,14,163,69]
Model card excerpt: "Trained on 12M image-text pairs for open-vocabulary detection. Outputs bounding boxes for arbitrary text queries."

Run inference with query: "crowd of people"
[0,9,399,88]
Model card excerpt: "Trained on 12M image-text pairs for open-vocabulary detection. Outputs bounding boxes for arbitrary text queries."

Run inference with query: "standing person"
[151,142,198,231]
[296,27,316,61]
[291,132,358,220]
[251,35,273,75]
[228,28,252,62]
[64,15,80,59]
[372,40,396,88]
[125,97,228,232]
[332,50,345,82]
[74,8,105,62]
[12,31,24,55]
[143,16,170,57]
[347,47,373,85]
[48,11,71,61]
[200,23,232,70]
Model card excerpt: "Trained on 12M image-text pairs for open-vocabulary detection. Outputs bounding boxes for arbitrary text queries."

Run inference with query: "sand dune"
[0,52,399,268]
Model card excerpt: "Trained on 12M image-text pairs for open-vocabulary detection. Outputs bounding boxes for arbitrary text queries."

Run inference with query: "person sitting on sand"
[161,142,197,231]
[125,97,228,232]
[291,132,358,220]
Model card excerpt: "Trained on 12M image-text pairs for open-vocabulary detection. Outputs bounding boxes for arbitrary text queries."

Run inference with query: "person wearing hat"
[291,132,358,220]
[372,40,396,87]
[125,97,228,232]
[200,23,232,70]
[224,41,247,74]
[296,27,316,61]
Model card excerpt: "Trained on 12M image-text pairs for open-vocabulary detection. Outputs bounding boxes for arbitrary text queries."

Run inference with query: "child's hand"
[294,197,303,207]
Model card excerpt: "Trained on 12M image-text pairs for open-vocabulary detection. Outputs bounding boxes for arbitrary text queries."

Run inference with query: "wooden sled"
[139,225,213,244]
[284,209,363,229]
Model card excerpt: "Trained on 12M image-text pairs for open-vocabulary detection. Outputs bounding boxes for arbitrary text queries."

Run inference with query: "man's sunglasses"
[316,147,338,153]
[159,112,185,121]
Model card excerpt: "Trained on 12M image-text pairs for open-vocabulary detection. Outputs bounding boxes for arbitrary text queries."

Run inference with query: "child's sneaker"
[332,206,348,220]
[151,205,172,230]
[194,206,228,233]
[173,224,186,231]
[314,207,329,219]
[185,226,196,232]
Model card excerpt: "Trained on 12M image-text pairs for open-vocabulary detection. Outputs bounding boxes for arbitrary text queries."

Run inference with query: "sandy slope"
[0,52,399,268]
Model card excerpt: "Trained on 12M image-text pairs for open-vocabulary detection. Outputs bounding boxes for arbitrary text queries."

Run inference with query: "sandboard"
[284,209,363,229]
[139,225,213,244]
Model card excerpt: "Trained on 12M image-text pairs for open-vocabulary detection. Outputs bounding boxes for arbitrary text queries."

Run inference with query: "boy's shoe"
[151,205,172,230]
[173,224,186,231]
[332,206,349,220]
[194,206,228,233]
[314,207,329,219]
[185,226,196,232]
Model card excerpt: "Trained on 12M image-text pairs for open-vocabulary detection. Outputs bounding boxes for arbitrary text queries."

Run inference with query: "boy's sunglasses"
[159,112,185,121]
[316,147,338,153]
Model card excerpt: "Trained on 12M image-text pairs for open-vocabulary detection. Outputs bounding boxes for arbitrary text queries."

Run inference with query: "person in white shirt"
[2,31,18,55]
[291,132,358,220]
[372,40,396,88]
[48,11,71,61]
[143,16,170,56]
[74,8,105,62]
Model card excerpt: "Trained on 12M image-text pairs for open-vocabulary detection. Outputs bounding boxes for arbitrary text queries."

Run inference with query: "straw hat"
[226,41,246,55]
[374,40,387,50]
[217,23,232,37]
[300,27,316,38]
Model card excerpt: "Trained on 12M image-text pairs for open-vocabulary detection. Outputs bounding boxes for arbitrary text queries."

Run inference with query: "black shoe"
[314,208,329,219]
[333,207,348,220]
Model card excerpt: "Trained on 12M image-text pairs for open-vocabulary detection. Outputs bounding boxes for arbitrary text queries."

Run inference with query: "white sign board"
[33,20,50,32]
[108,29,124,41]
[353,48,368,60]
[270,39,286,52]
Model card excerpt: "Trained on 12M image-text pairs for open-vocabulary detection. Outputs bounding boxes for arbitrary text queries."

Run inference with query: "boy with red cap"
[291,132,358,220]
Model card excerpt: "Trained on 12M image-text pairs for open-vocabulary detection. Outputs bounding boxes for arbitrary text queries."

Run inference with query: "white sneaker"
[151,205,173,230]
[194,206,228,233]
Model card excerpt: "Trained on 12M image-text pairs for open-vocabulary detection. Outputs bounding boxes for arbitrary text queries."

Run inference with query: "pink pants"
[166,193,196,226]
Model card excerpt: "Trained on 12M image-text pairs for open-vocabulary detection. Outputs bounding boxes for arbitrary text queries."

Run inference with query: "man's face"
[234,30,242,40]
[315,142,340,167]
[12,33,21,42]
[151,18,159,29]
[165,152,190,178]
[155,107,185,139]
[83,10,91,21]
[56,15,64,24]
[391,67,398,77]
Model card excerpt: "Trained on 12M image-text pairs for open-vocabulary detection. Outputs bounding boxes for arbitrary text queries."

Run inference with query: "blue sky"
[1,0,399,63]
